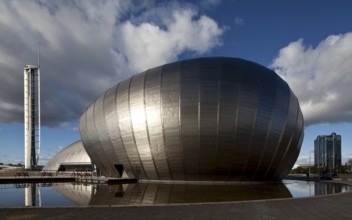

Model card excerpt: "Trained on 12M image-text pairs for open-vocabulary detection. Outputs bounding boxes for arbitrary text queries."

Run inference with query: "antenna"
[38,42,40,68]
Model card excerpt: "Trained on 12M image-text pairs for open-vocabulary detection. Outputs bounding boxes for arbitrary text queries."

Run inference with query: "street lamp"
[308,151,311,179]
[308,149,314,179]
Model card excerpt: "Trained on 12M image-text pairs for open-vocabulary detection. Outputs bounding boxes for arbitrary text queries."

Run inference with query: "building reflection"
[25,183,36,207]
[91,183,293,205]
[54,183,93,206]
[15,183,52,207]
[315,181,343,195]
[11,181,352,207]
[55,182,293,206]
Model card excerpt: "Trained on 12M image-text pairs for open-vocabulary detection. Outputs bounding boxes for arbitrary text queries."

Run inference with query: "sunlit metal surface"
[42,140,91,171]
[79,57,304,181]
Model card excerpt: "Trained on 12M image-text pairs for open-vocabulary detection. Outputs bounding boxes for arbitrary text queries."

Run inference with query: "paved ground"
[0,176,75,184]
[1,180,352,220]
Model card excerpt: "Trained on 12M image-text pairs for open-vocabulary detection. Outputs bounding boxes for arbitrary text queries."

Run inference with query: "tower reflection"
[24,183,36,207]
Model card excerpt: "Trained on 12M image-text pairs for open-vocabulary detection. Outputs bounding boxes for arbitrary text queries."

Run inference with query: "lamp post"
[308,151,311,179]
[309,152,310,176]
[308,149,313,179]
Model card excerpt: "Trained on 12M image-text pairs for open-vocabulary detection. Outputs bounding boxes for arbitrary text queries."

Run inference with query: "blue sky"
[0,0,351,166]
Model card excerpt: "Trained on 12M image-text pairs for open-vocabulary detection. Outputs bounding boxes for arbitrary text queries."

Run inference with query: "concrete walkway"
[1,180,352,220]
[0,176,75,184]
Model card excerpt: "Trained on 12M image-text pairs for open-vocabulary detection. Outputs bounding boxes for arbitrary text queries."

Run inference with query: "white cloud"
[294,155,312,166]
[271,32,352,126]
[234,17,244,26]
[117,8,223,72]
[0,0,224,126]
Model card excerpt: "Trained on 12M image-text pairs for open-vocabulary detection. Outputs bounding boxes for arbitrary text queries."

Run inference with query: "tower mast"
[37,44,41,165]
[24,46,41,169]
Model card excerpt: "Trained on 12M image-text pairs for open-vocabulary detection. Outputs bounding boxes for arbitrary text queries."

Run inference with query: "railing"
[0,169,98,178]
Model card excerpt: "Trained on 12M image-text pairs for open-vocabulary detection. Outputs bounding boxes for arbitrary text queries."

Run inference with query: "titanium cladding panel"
[79,57,304,181]
[43,140,91,171]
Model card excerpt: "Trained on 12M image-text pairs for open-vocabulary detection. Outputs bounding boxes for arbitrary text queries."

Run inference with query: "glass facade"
[314,133,342,173]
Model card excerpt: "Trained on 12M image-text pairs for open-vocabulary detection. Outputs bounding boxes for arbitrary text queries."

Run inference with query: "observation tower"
[24,58,40,169]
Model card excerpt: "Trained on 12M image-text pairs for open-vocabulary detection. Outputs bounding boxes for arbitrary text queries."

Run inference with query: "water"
[0,180,350,207]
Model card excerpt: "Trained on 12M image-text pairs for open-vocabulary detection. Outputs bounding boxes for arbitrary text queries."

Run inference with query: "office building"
[314,133,341,173]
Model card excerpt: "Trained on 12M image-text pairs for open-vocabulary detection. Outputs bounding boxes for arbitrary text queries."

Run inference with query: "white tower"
[24,57,41,169]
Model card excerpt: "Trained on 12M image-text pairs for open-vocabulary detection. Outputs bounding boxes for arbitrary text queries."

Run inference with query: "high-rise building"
[24,64,40,169]
[314,133,341,173]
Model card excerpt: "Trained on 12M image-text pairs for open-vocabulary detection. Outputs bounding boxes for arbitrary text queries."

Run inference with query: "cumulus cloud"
[118,8,223,72]
[0,0,224,127]
[271,32,352,126]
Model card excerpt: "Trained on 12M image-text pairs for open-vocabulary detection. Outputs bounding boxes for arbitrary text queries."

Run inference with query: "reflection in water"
[25,184,36,207]
[1,180,351,207]
[54,181,352,206]
[315,181,345,195]
[88,183,292,206]
[0,182,76,207]
[54,183,93,206]
[282,180,352,198]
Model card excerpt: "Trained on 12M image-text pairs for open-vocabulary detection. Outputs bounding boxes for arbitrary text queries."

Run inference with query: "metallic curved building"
[79,57,304,181]
[43,140,91,171]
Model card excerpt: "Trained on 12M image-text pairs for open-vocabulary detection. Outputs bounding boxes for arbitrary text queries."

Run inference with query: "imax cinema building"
[44,57,304,181]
